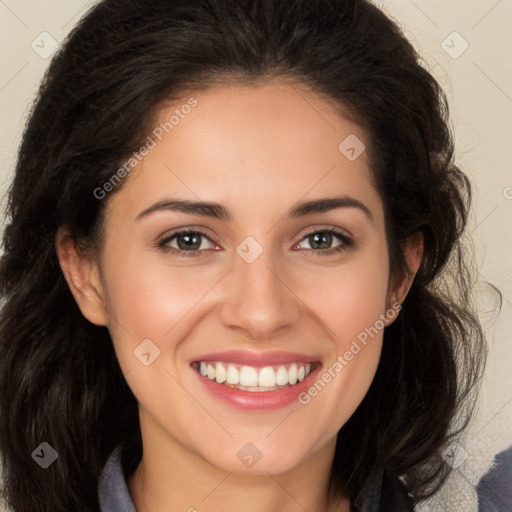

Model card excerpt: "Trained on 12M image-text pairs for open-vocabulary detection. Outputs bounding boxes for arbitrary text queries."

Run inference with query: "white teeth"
[226,365,239,385]
[276,365,289,385]
[215,362,226,384]
[258,366,276,387]
[288,363,298,385]
[239,366,258,387]
[196,361,313,389]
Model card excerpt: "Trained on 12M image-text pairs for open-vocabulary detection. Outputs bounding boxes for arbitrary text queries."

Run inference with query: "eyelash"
[156,228,354,258]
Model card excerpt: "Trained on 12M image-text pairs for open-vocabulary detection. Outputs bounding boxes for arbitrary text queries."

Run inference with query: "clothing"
[98,445,414,512]
[477,445,512,512]
[98,446,137,512]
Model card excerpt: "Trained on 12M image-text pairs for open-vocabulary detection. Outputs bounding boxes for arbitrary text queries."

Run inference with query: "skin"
[57,81,423,512]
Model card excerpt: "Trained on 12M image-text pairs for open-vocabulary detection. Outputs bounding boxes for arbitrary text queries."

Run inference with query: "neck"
[127,417,350,512]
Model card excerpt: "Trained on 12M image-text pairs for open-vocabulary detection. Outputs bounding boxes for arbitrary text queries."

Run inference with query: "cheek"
[289,239,389,416]
[324,265,388,343]
[101,237,214,329]
[98,237,218,374]
[99,253,213,417]
[292,237,390,344]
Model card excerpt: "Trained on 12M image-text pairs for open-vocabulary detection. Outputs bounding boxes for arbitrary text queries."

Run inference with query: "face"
[66,81,408,475]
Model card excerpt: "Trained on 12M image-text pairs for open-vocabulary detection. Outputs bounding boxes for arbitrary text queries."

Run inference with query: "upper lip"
[191,350,320,367]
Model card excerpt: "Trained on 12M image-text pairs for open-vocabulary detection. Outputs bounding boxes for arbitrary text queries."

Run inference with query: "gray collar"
[98,446,136,512]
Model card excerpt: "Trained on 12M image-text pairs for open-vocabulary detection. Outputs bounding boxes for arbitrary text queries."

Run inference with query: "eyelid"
[295,223,353,241]
[157,225,217,241]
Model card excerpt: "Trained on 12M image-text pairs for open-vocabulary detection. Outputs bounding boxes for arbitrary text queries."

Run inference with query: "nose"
[219,248,302,341]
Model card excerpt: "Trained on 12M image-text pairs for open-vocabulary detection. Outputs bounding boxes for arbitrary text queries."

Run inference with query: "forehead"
[106,81,383,225]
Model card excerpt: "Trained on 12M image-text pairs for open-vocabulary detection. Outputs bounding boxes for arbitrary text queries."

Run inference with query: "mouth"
[189,350,322,410]
[191,360,318,392]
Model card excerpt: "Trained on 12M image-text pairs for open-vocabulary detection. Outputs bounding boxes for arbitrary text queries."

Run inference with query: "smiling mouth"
[191,361,318,392]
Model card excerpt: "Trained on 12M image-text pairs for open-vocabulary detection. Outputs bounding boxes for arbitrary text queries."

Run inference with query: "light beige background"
[0,1,511,511]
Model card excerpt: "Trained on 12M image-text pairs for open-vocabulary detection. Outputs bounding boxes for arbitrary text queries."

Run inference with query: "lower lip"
[193,364,321,411]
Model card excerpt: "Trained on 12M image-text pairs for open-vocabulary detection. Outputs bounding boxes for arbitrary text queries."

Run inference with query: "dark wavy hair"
[0,0,488,511]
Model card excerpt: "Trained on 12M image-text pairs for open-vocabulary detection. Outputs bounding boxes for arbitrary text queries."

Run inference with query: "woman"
[0,0,486,511]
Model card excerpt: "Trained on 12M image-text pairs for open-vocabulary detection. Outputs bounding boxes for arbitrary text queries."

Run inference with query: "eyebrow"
[135,195,373,222]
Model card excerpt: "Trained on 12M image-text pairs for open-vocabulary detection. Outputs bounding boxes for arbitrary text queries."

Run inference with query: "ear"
[55,226,108,326]
[385,231,424,326]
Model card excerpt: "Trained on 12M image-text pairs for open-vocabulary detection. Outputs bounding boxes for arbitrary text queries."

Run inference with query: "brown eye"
[295,229,354,256]
[307,232,334,250]
[158,229,216,256]
[174,232,203,251]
